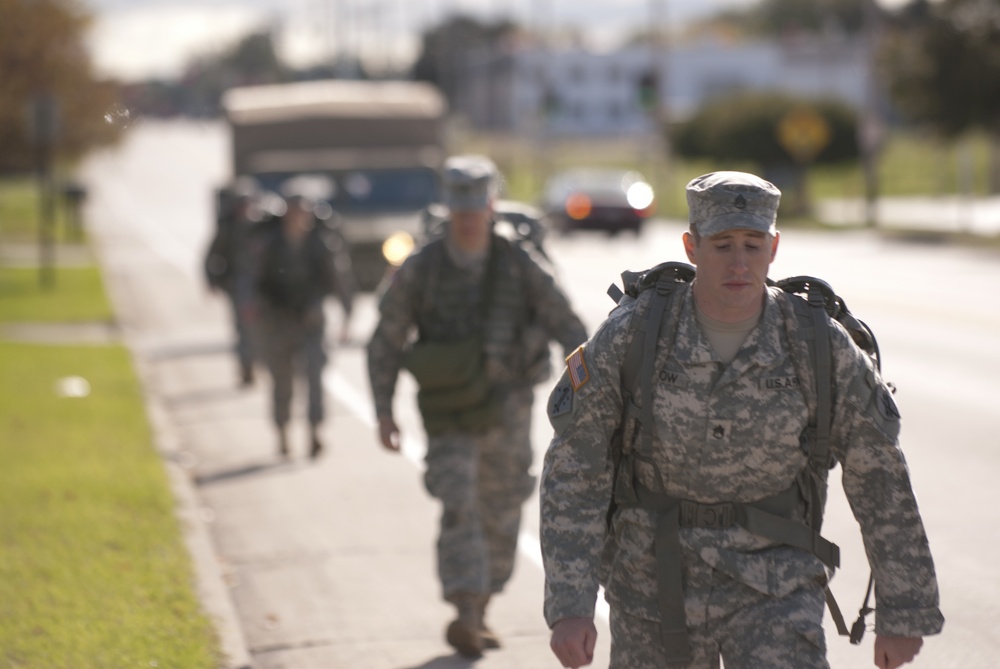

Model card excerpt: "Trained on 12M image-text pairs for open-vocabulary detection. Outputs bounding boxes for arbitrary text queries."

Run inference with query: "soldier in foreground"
[256,177,355,459]
[367,155,587,657]
[540,171,943,669]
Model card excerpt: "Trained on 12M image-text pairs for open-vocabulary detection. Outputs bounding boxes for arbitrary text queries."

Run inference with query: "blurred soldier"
[256,176,356,459]
[540,171,943,669]
[204,176,263,386]
[367,155,587,657]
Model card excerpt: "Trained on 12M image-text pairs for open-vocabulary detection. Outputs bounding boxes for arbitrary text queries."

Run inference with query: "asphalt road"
[81,119,1000,669]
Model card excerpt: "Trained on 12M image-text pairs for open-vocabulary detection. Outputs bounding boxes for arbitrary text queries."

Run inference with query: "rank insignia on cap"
[566,345,589,391]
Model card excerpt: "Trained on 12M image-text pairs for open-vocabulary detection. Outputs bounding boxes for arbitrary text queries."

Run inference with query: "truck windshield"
[257,168,439,212]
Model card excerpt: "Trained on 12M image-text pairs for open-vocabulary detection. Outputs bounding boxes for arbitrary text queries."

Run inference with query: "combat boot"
[309,425,324,460]
[478,594,501,650]
[445,592,483,658]
[277,426,289,458]
[239,362,254,387]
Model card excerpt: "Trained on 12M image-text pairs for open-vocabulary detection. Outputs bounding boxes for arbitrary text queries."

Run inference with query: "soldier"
[540,171,943,669]
[256,176,355,459]
[204,176,263,386]
[367,155,587,657]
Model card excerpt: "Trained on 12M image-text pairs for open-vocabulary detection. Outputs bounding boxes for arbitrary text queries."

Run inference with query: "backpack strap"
[774,279,855,639]
[609,262,695,461]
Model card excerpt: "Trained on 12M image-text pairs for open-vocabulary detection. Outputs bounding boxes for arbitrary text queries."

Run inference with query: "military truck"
[221,79,448,290]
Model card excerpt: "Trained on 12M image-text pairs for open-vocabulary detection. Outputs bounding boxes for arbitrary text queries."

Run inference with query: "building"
[456,35,871,137]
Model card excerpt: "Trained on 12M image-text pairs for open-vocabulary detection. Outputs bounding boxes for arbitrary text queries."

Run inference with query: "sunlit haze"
[83,0,919,82]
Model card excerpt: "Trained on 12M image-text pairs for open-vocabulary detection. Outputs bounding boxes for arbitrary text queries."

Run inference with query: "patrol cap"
[686,171,781,237]
[442,155,498,211]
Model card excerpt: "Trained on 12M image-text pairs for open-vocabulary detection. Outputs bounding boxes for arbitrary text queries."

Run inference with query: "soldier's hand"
[874,635,923,669]
[550,617,597,668]
[378,416,401,453]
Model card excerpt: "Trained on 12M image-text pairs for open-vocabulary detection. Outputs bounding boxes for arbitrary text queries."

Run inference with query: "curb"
[134,350,254,669]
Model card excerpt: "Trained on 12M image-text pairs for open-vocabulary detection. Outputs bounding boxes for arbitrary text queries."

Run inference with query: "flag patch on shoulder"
[566,345,589,390]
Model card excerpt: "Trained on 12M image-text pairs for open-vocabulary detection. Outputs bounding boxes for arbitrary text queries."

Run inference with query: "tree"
[118,30,295,119]
[177,30,292,117]
[674,92,859,214]
[0,0,123,173]
[881,0,1000,190]
[705,0,871,38]
[412,15,519,113]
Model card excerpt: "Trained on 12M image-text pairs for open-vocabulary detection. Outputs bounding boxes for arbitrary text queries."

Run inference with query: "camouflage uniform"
[256,213,354,439]
[368,231,587,601]
[540,172,943,668]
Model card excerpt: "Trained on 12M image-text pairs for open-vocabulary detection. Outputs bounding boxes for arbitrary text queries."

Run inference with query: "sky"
[82,0,755,81]
[82,0,913,83]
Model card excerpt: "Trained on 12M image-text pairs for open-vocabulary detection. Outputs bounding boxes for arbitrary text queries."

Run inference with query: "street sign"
[777,106,830,163]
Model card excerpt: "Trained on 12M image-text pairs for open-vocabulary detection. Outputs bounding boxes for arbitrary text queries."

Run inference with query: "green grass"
[0,180,220,667]
[0,343,220,668]
[0,177,81,243]
[0,178,39,239]
[0,266,114,323]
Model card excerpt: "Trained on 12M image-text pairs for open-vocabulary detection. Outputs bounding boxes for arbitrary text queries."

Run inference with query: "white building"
[456,35,871,137]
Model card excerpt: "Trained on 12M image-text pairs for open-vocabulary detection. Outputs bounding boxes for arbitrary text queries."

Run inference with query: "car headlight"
[626,182,655,210]
[382,231,415,266]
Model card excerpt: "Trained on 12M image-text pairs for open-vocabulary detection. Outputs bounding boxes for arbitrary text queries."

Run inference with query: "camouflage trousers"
[609,559,828,669]
[261,309,327,427]
[423,386,537,599]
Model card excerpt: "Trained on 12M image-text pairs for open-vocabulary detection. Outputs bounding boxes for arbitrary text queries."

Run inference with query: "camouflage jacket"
[367,233,587,420]
[540,281,944,637]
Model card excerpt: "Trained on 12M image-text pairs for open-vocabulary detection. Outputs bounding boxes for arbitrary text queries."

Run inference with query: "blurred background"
[3,2,1000,668]
[4,0,1000,226]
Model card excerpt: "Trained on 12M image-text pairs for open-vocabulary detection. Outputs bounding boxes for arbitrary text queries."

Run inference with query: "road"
[81,120,1000,668]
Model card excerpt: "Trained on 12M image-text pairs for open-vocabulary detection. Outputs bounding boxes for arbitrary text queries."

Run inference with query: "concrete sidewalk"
[81,219,582,669]
[130,325,570,669]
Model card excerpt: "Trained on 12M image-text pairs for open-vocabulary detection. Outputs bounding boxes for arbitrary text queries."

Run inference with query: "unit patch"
[548,377,573,418]
[566,345,590,391]
[876,385,900,423]
[761,375,801,391]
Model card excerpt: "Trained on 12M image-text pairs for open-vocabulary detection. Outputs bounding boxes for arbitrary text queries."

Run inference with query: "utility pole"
[30,93,59,289]
[860,0,885,228]
[649,0,671,203]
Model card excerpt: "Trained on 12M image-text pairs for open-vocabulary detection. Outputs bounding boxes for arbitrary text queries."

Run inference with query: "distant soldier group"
[204,174,356,459]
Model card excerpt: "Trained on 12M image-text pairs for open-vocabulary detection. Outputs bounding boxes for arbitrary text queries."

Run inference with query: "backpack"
[606,261,881,652]
[420,200,552,263]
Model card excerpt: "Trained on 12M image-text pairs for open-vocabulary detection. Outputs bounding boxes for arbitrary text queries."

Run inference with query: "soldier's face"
[449,206,492,252]
[282,202,314,236]
[683,228,779,321]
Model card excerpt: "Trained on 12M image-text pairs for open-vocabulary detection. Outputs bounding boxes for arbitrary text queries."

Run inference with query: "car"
[541,168,655,235]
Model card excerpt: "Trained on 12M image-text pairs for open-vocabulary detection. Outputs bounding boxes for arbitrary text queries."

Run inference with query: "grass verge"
[0,266,114,323]
[0,342,219,668]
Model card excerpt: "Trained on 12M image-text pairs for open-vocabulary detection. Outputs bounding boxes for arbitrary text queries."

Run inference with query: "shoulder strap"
[607,262,695,455]
[772,276,885,641]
